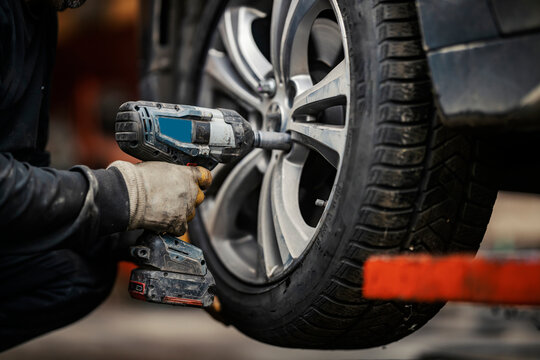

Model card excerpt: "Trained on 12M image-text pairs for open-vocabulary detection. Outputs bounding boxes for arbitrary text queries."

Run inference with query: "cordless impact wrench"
[115,101,291,308]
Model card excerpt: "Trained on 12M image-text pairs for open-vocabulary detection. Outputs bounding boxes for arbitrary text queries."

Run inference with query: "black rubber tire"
[141,0,498,349]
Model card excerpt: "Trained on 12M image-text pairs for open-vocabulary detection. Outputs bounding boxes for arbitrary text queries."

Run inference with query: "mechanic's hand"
[108,161,212,236]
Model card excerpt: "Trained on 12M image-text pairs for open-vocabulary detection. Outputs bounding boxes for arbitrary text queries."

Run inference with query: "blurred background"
[47,0,139,170]
[3,1,540,359]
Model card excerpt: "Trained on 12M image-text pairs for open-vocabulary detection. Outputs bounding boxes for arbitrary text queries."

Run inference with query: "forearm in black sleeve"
[0,153,130,254]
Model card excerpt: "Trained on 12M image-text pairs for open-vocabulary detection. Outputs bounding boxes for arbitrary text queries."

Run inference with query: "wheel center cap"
[265,102,283,132]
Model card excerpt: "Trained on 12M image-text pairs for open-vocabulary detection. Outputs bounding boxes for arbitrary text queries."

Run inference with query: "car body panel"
[417,0,540,127]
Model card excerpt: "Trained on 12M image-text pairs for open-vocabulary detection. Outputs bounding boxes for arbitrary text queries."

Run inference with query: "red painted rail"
[363,254,540,305]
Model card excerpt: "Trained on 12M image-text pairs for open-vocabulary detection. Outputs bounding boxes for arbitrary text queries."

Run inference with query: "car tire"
[140,0,498,349]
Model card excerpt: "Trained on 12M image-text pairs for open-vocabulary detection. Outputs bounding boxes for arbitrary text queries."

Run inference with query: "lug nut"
[315,199,327,207]
[257,78,276,96]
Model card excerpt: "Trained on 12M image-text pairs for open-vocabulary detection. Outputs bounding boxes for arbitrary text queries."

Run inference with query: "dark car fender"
[416,0,540,128]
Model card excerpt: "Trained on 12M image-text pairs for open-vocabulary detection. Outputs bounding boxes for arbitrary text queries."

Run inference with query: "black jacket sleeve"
[0,153,129,255]
[0,1,130,255]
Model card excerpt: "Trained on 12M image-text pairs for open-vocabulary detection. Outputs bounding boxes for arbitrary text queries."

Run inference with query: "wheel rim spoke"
[212,237,260,281]
[270,0,290,82]
[205,149,267,283]
[257,156,285,278]
[207,149,264,239]
[288,121,346,168]
[291,60,348,116]
[279,0,330,82]
[219,7,273,91]
[271,148,316,259]
[205,49,262,111]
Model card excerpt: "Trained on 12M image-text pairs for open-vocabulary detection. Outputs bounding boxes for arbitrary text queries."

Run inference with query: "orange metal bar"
[363,254,540,305]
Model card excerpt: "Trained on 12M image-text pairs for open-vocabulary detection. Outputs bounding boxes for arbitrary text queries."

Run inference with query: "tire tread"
[273,0,496,349]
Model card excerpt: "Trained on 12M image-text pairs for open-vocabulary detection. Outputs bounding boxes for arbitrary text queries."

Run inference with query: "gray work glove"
[108,161,212,236]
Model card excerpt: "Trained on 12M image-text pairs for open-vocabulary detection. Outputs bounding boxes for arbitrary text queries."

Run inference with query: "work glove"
[108,161,212,236]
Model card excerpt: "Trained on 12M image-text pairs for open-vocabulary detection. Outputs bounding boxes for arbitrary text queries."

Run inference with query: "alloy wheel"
[197,0,350,284]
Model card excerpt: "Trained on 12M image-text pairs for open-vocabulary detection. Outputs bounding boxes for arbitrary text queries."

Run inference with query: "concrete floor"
[4,192,540,359]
